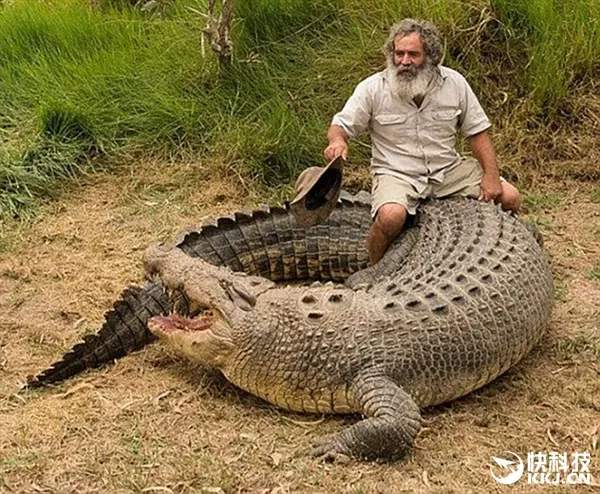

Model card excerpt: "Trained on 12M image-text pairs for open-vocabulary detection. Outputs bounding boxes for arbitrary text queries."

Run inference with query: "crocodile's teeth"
[148,314,212,335]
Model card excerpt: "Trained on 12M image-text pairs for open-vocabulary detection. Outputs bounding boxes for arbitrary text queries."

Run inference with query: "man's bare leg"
[496,182,522,213]
[367,203,408,265]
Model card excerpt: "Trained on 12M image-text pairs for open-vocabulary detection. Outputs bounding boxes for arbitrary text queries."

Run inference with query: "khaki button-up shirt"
[331,66,491,194]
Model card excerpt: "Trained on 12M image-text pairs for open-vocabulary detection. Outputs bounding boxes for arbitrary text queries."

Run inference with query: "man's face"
[393,32,426,78]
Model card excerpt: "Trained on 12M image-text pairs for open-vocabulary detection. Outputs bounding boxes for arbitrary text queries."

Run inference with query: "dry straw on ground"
[0,155,598,493]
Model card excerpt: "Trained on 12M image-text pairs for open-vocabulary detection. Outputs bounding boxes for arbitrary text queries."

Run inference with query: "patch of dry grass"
[1,153,599,493]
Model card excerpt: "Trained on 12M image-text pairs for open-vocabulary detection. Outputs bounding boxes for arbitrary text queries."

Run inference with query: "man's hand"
[324,125,350,161]
[467,130,503,203]
[478,173,503,202]
[324,139,348,161]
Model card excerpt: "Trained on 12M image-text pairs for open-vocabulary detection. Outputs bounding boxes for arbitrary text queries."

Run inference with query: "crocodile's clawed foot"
[311,434,353,462]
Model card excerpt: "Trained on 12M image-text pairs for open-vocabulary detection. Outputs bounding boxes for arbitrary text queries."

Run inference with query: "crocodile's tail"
[175,195,372,282]
[24,193,372,389]
[24,282,170,389]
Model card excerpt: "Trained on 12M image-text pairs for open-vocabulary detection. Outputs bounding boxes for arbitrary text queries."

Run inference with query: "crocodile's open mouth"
[147,310,234,368]
[148,313,213,335]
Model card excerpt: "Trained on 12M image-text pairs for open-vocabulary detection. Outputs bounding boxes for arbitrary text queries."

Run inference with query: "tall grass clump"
[0,0,217,216]
[492,0,600,114]
[1,0,599,218]
[0,138,97,218]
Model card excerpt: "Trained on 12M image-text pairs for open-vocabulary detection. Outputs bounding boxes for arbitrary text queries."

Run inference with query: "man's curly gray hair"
[383,19,444,66]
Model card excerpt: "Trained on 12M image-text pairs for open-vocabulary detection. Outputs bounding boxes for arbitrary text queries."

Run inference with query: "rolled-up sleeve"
[331,79,373,138]
[458,77,491,137]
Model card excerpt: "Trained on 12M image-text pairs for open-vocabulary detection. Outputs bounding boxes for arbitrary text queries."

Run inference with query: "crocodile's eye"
[189,308,203,318]
[187,300,210,318]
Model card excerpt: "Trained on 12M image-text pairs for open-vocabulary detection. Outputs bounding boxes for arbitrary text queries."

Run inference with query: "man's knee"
[498,182,522,213]
[374,203,408,238]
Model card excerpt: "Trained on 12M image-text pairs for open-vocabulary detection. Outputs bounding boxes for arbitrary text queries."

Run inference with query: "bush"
[0,0,599,217]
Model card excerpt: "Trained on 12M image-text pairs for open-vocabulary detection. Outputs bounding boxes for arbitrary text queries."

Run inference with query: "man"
[324,19,521,265]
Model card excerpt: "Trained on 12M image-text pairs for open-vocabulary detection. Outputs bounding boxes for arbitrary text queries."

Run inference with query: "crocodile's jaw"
[148,314,234,369]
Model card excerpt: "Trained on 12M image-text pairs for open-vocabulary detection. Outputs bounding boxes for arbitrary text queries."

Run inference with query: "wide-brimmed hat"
[290,156,344,227]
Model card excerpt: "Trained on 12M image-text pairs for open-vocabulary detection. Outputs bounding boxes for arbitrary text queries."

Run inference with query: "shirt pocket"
[373,113,411,140]
[430,109,462,135]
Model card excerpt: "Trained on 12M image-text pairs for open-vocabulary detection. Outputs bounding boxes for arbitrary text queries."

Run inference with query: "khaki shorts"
[371,157,501,217]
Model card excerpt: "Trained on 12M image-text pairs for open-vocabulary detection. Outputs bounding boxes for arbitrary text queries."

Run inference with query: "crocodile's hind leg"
[312,375,422,461]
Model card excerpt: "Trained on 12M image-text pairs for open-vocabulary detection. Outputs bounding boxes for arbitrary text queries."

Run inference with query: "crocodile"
[25,192,373,388]
[25,194,553,461]
[144,197,553,461]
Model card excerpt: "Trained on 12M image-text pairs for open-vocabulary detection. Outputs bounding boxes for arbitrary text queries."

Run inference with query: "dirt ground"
[0,159,598,494]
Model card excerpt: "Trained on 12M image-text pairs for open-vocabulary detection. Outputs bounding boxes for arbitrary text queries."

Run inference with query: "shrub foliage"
[0,0,598,216]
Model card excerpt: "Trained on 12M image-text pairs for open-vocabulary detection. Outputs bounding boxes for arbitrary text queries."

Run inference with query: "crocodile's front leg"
[312,375,422,461]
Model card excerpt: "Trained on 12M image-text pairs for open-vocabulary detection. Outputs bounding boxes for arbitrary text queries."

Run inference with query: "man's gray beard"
[386,62,438,101]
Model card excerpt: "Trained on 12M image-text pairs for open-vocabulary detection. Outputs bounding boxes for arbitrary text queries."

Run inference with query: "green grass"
[1,0,600,217]
[492,0,600,113]
[554,280,567,302]
[553,333,600,362]
[522,192,565,213]
[588,265,600,281]
[0,139,93,218]
[0,451,47,473]
[525,215,553,229]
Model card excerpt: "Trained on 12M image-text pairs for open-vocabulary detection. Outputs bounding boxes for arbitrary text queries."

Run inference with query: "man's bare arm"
[467,130,502,202]
[324,125,349,161]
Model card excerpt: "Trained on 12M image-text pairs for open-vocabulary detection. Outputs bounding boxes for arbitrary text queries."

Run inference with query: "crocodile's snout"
[148,311,235,369]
